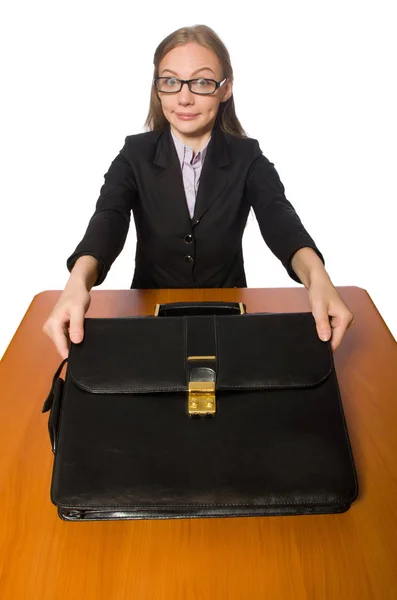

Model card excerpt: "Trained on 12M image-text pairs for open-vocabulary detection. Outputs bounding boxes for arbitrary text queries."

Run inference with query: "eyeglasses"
[154,77,227,95]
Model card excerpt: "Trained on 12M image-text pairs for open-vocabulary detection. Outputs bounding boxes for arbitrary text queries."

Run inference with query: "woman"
[43,24,354,359]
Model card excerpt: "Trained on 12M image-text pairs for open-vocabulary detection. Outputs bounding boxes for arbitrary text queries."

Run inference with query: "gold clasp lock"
[188,381,216,416]
[187,358,216,416]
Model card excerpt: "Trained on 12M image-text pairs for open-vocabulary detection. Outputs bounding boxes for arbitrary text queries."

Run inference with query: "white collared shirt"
[170,129,211,218]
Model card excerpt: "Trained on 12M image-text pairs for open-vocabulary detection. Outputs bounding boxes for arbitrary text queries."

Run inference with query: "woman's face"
[157,42,233,140]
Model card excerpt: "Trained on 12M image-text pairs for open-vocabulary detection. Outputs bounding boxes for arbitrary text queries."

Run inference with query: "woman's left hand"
[308,279,354,351]
[290,247,354,351]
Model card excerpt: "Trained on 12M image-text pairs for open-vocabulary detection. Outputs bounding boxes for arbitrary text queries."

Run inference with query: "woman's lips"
[175,113,199,120]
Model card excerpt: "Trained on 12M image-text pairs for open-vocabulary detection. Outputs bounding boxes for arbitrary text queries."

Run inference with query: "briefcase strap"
[42,357,68,453]
[42,357,68,413]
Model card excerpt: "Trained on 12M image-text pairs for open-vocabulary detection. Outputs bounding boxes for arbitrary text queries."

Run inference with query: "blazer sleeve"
[66,137,138,286]
[245,141,325,284]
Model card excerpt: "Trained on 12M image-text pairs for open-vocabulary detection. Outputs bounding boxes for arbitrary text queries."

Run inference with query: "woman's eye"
[196,78,209,86]
[166,78,178,85]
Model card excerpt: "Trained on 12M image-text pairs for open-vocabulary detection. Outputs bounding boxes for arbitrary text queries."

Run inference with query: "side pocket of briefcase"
[42,358,67,454]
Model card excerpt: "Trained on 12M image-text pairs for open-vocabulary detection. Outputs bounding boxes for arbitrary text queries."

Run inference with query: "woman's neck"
[170,124,213,155]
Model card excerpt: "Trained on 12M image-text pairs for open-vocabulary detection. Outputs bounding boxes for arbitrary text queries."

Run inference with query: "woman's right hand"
[43,286,91,359]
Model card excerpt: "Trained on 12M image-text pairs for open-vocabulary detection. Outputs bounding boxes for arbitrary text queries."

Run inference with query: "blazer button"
[184,255,193,263]
[185,234,193,244]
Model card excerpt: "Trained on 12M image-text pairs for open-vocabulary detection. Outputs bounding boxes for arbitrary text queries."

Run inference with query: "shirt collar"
[170,129,211,169]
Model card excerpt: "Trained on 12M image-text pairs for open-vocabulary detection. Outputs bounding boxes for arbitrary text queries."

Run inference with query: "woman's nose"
[177,82,195,103]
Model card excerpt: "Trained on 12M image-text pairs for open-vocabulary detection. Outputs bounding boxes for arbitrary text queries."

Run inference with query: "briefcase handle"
[154,301,246,317]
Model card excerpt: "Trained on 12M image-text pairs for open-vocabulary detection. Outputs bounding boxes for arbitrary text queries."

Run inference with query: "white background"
[1,0,396,360]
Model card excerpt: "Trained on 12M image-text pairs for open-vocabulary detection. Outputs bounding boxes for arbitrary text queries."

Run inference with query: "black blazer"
[67,123,324,289]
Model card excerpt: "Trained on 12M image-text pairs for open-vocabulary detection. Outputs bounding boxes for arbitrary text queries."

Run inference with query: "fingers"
[68,307,85,344]
[347,314,355,330]
[329,318,345,352]
[329,311,354,352]
[312,304,332,343]
[42,289,90,359]
[51,322,70,360]
[313,307,354,352]
[309,283,355,352]
[43,318,70,359]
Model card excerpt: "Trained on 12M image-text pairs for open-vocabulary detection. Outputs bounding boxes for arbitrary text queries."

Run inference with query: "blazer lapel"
[153,123,229,227]
[153,126,192,227]
[192,123,229,225]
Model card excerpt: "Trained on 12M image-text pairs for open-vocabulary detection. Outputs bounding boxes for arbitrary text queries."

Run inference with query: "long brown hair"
[144,25,247,137]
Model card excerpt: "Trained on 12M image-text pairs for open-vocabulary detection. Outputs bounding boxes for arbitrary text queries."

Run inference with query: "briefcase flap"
[68,312,333,394]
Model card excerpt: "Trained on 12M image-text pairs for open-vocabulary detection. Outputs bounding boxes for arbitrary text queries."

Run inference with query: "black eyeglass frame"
[153,77,227,95]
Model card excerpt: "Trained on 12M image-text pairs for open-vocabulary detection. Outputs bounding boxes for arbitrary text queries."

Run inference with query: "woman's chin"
[170,116,214,136]
[173,116,201,128]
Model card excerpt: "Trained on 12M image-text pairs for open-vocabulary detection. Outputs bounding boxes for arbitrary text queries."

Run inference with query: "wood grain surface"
[0,286,396,600]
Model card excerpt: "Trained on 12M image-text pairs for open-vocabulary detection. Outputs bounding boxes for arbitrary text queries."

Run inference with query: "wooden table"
[1,287,396,600]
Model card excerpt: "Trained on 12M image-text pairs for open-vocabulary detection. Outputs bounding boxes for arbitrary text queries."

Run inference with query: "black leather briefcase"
[43,303,358,521]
